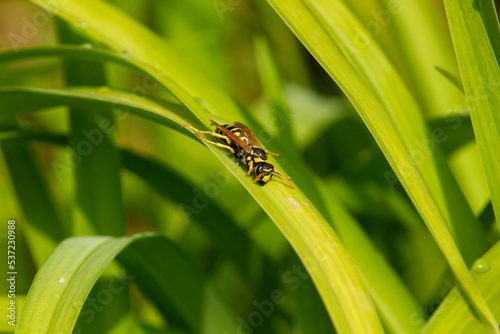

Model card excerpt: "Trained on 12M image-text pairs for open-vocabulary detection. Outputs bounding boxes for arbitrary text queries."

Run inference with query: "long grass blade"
[17,234,235,333]
[442,0,500,232]
[265,0,497,330]
[423,241,500,333]
[24,1,385,331]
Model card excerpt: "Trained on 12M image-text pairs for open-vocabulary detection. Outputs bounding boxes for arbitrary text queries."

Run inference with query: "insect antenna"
[253,171,294,189]
[273,172,294,189]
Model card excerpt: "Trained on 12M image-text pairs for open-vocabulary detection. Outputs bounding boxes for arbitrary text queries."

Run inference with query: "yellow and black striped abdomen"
[214,124,250,162]
[216,125,250,146]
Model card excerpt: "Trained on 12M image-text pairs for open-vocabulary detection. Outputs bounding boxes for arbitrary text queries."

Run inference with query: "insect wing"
[233,121,261,147]
[210,120,251,152]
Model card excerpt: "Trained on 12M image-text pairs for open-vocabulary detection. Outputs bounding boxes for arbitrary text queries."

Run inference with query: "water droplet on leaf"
[472,258,490,273]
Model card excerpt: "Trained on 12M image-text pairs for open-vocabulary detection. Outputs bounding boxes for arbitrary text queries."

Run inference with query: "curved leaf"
[254,30,423,333]
[27,0,385,332]
[443,0,500,232]
[423,241,500,333]
[265,0,496,330]
[17,233,235,333]
[0,45,152,73]
[0,86,192,129]
[17,235,133,333]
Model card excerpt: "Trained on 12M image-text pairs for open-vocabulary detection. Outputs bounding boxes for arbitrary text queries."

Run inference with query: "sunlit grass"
[0,0,499,333]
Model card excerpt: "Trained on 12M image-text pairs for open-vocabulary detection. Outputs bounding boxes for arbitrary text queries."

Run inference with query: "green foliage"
[0,0,499,333]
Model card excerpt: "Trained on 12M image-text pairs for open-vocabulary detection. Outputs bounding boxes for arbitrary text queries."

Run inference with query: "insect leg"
[246,159,253,176]
[253,173,264,182]
[183,124,236,154]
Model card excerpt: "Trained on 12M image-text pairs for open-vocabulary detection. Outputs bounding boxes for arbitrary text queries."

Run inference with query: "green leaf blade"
[423,241,500,333]
[17,236,126,333]
[17,234,236,333]
[27,0,386,332]
[266,0,497,331]
[443,0,500,233]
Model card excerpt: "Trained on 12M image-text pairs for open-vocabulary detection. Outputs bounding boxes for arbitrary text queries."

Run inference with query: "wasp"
[183,120,294,189]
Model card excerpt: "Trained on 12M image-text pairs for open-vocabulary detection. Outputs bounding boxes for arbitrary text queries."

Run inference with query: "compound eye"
[255,164,264,174]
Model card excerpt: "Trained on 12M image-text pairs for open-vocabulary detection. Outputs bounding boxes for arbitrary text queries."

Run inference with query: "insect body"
[212,121,278,175]
[183,120,294,189]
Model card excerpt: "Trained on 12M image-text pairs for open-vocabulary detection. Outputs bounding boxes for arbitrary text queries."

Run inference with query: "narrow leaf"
[265,0,496,330]
[28,1,385,332]
[423,241,500,333]
[443,0,500,233]
[17,234,235,333]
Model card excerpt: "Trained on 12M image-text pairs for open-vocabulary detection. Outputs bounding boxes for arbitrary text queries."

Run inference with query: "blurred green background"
[1,0,499,333]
